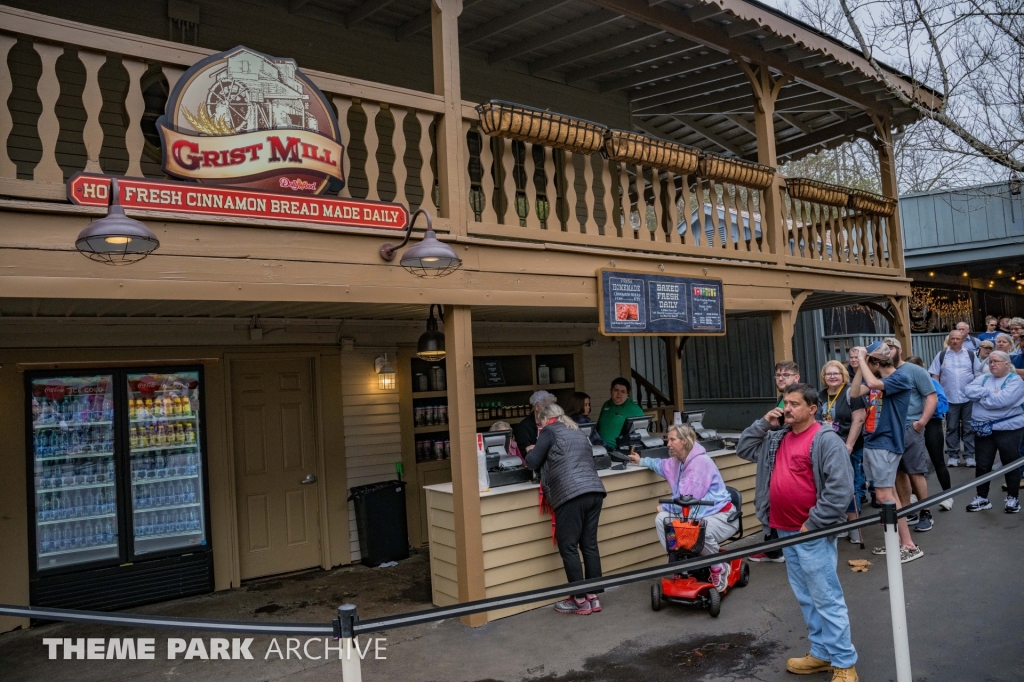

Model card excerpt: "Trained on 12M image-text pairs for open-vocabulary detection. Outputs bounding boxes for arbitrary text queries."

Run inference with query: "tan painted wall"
[425,452,757,623]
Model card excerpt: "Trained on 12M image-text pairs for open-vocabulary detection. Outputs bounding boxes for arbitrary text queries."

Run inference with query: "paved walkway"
[2,468,1023,681]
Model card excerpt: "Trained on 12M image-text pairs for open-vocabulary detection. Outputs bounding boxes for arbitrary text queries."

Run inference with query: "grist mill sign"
[68,46,408,231]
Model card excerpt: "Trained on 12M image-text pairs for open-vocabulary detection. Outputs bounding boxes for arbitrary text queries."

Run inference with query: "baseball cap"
[882,336,901,349]
[979,340,995,348]
[529,390,556,406]
[866,341,892,360]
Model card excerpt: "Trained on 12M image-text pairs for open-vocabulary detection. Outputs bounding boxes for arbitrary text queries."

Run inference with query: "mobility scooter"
[650,487,749,618]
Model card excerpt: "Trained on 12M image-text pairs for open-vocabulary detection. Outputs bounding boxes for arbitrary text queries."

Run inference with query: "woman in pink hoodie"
[629,424,737,592]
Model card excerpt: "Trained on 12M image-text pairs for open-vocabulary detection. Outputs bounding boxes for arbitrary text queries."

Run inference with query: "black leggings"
[925,418,951,491]
[554,492,604,599]
[975,427,1024,499]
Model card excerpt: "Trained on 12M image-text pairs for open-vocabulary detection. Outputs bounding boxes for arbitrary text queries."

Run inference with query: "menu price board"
[598,269,725,336]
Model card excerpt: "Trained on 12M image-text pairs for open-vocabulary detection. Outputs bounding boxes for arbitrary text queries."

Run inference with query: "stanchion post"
[335,604,362,682]
[881,502,912,682]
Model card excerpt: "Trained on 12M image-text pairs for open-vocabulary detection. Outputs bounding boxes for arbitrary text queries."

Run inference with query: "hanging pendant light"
[416,305,446,361]
[75,178,160,265]
[380,208,461,278]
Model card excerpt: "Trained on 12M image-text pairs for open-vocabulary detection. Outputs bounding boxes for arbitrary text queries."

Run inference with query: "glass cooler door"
[127,371,206,556]
[31,375,120,570]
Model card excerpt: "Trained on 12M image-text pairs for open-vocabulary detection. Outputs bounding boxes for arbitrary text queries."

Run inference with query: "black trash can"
[348,480,410,567]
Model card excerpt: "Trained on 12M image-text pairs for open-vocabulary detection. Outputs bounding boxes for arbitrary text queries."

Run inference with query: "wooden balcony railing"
[0,6,441,220]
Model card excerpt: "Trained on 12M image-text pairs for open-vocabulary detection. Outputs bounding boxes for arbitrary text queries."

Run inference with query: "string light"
[998,269,1004,274]
[910,287,973,332]
[962,271,969,277]
[928,271,935,277]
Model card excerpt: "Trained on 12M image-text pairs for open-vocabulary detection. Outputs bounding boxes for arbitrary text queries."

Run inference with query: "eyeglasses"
[824,373,843,378]
[774,373,797,378]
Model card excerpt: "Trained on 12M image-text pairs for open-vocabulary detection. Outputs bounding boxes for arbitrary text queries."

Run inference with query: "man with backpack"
[929,330,982,467]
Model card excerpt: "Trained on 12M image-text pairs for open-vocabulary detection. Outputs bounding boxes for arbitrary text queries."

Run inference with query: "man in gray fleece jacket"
[737,383,857,681]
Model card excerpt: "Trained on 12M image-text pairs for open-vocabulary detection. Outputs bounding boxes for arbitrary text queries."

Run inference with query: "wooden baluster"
[839,208,850,263]
[581,152,595,233]
[860,214,872,266]
[0,34,17,178]
[162,64,185,93]
[362,101,381,201]
[651,169,667,242]
[461,118,474,219]
[391,107,409,207]
[121,57,147,178]
[619,162,632,238]
[746,187,759,252]
[680,176,693,246]
[847,210,859,265]
[543,146,557,230]
[877,217,888,268]
[478,132,495,223]
[826,205,837,262]
[333,97,354,197]
[415,111,435,209]
[600,158,615,236]
[524,144,541,229]
[501,138,516,225]
[706,180,722,250]
[665,172,679,244]
[780,187,793,256]
[32,42,64,183]
[563,151,578,232]
[637,166,651,240]
[734,185,748,253]
[75,51,108,174]
[807,202,819,259]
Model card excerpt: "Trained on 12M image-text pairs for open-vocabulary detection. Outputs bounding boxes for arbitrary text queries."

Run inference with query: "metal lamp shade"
[400,229,461,278]
[416,311,446,360]
[75,179,159,265]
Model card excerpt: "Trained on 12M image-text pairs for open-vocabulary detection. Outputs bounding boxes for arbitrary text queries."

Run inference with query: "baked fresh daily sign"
[597,269,725,336]
[66,46,410,231]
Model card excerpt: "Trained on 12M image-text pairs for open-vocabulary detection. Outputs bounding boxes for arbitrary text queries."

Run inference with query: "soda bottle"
[156,425,166,446]
[130,425,139,448]
[182,395,192,416]
[172,396,182,416]
[103,396,114,421]
[165,396,175,417]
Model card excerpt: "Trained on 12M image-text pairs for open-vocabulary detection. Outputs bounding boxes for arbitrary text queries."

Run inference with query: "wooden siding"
[342,348,402,562]
[424,452,758,622]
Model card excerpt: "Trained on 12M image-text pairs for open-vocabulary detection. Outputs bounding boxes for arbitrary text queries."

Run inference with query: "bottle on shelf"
[182,394,192,416]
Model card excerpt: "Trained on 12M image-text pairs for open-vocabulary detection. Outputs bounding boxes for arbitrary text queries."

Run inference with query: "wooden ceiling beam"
[631,73,749,111]
[668,116,747,156]
[344,0,400,27]
[487,9,621,64]
[395,0,486,41]
[586,0,894,115]
[598,50,731,91]
[629,70,747,107]
[566,38,699,83]
[530,24,661,74]
[758,114,875,160]
[461,0,574,46]
[777,112,814,135]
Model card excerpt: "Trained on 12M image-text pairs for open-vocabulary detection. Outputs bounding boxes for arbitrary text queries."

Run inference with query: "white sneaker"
[939,498,954,512]
[837,530,849,538]
[965,457,977,467]
[947,457,960,467]
[966,496,992,512]
[1006,496,1021,514]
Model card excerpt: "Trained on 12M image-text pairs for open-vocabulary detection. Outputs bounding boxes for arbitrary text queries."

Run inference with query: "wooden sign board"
[597,269,726,336]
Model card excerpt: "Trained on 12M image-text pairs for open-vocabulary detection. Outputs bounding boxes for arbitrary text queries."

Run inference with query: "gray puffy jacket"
[525,420,606,510]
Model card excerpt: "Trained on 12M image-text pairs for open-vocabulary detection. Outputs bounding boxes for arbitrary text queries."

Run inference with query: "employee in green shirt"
[596,377,646,447]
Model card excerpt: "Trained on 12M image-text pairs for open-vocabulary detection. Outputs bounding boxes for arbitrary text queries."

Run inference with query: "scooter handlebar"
[658,495,714,506]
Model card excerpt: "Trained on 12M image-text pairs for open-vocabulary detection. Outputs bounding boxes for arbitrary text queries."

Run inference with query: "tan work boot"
[832,666,858,681]
[786,654,832,674]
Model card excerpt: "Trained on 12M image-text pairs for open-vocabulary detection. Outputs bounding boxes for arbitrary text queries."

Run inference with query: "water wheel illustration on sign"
[206,80,252,132]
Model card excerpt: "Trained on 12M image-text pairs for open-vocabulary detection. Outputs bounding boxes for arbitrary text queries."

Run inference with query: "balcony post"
[443,304,487,627]
[737,59,790,263]
[431,0,469,234]
[872,115,906,274]
[771,290,812,367]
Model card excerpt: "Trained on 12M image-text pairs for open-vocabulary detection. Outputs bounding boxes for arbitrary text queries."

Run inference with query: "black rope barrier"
[2,455,1020,637]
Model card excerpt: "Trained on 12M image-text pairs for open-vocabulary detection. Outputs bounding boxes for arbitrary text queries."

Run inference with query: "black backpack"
[938,348,977,377]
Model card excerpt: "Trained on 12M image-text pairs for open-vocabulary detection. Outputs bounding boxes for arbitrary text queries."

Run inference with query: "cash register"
[579,423,612,470]
[615,415,669,460]
[679,410,725,452]
[481,428,533,487]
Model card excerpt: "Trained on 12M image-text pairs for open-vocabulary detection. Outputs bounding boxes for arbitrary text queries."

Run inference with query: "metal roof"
[292,0,941,163]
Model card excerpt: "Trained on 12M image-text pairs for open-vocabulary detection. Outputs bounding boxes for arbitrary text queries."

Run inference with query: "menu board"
[598,269,725,336]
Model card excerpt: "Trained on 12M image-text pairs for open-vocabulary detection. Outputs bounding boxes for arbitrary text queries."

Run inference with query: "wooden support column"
[771,290,812,367]
[665,337,685,412]
[872,115,906,274]
[887,295,912,356]
[431,0,469,233]
[618,337,632,382]
[443,305,486,627]
[737,59,790,261]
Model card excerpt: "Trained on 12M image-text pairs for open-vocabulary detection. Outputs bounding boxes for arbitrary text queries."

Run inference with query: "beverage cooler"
[26,367,214,611]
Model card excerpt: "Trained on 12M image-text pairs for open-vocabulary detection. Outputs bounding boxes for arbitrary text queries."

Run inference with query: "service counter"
[423,442,758,622]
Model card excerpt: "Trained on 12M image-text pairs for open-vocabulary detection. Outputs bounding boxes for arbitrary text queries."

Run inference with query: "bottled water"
[83,490,95,515]
[72,491,84,518]
[185,481,196,503]
[186,453,198,475]
[40,527,51,553]
[156,483,167,507]
[173,481,184,505]
[72,522,83,548]
[187,508,199,532]
[60,524,72,550]
[159,511,170,535]
[83,521,94,546]
[172,510,184,533]
[39,493,51,521]
[103,519,114,544]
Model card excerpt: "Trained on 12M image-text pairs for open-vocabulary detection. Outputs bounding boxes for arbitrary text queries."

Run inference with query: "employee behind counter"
[595,377,646,447]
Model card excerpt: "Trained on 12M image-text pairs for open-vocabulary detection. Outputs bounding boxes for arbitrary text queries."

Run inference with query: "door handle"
[300,474,317,485]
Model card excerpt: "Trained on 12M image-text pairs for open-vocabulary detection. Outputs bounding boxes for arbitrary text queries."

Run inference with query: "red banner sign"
[67,173,408,231]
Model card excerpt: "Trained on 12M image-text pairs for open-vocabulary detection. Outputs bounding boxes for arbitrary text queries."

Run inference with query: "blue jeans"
[847,449,865,513]
[776,529,857,669]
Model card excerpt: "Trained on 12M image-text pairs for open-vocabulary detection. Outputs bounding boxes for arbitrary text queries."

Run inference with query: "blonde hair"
[666,423,698,455]
[490,421,511,431]
[820,360,850,386]
[539,403,578,430]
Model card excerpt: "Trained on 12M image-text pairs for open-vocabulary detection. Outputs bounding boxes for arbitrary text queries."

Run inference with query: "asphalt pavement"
[1,467,1022,682]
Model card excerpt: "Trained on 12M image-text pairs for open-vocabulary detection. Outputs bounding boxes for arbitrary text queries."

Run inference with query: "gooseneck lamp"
[416,304,446,361]
[379,208,461,278]
[75,178,160,265]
